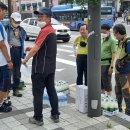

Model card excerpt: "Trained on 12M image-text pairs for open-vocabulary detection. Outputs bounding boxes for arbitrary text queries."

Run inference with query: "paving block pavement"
[0,83,129,130]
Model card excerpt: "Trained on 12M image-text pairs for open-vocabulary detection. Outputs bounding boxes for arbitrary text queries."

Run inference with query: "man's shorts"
[0,65,11,91]
[101,65,112,92]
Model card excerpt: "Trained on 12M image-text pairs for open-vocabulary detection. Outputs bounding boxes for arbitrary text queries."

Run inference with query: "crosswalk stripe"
[57,48,73,53]
[62,45,73,48]
[69,54,75,57]
[56,57,76,66]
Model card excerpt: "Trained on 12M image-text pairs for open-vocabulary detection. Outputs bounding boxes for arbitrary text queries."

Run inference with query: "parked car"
[20,18,71,42]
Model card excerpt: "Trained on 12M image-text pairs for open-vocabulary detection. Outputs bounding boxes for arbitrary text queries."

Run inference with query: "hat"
[34,8,52,17]
[11,12,22,22]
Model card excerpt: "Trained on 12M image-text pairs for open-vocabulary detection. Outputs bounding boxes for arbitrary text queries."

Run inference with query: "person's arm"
[0,40,13,69]
[108,39,117,75]
[0,40,11,62]
[73,37,79,56]
[73,44,77,56]
[22,44,40,64]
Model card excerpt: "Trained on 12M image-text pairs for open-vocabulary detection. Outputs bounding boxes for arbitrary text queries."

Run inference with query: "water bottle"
[109,100,115,112]
[113,99,118,111]
[101,98,105,110]
[103,99,109,111]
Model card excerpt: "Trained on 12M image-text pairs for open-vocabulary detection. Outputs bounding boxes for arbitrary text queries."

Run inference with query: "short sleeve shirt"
[0,22,10,66]
[35,23,55,47]
[74,36,88,55]
[101,36,117,65]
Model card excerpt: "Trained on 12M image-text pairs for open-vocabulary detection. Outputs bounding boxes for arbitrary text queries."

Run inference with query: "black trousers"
[31,73,59,120]
[115,73,123,108]
[10,47,21,91]
[76,55,87,86]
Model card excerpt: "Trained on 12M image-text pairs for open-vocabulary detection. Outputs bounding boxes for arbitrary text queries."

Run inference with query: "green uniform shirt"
[74,36,88,55]
[101,36,117,66]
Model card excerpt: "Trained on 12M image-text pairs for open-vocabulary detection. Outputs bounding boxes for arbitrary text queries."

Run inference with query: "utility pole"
[87,0,101,117]
[8,0,12,17]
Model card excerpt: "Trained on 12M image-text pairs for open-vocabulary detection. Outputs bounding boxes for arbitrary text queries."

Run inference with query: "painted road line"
[56,68,66,72]
[57,48,73,53]
[56,57,76,66]
[62,45,73,48]
[69,54,75,57]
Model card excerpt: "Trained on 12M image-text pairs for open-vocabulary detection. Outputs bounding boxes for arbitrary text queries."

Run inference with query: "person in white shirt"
[0,2,13,112]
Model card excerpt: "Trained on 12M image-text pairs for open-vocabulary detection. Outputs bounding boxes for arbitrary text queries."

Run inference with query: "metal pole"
[87,0,101,117]
[8,0,12,17]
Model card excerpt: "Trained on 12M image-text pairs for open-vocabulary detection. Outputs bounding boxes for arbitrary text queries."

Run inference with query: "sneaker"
[29,117,43,126]
[119,108,122,112]
[51,115,59,123]
[19,82,26,90]
[13,90,22,97]
[3,100,12,106]
[0,104,12,112]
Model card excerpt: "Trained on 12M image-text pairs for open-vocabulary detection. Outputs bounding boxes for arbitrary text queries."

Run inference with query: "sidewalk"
[0,83,130,130]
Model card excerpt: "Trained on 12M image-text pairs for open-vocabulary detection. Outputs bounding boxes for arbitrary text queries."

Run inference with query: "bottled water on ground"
[43,89,67,107]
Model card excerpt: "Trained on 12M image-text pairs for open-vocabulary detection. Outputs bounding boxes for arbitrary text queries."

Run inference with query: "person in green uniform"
[113,24,130,116]
[73,24,88,86]
[101,24,117,96]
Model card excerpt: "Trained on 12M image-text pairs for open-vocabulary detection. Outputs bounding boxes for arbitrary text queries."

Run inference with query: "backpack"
[115,37,130,74]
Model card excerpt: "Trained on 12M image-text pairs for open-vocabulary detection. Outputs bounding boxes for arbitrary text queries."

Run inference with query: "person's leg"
[101,66,106,94]
[119,74,130,115]
[0,65,12,112]
[76,55,84,85]
[12,48,22,97]
[45,73,60,122]
[115,73,123,112]
[83,55,87,86]
[31,74,45,121]
[101,65,112,96]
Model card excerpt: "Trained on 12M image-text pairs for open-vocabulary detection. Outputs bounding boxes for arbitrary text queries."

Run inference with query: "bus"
[51,4,115,30]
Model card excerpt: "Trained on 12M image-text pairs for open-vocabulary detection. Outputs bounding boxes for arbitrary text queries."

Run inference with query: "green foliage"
[88,0,100,5]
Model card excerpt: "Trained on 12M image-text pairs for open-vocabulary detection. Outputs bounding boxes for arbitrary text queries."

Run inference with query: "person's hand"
[118,60,126,68]
[7,61,13,69]
[108,66,113,75]
[21,59,27,64]
[25,47,32,52]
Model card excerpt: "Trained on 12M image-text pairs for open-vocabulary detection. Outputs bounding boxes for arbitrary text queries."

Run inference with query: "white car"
[20,18,71,42]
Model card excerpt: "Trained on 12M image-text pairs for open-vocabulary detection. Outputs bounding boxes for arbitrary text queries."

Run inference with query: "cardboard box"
[76,85,88,113]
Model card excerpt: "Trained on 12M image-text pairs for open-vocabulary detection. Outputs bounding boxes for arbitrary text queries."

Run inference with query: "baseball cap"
[34,8,52,17]
[11,12,22,22]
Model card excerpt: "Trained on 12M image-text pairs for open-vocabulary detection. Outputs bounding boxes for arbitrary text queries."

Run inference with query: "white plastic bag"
[20,64,29,77]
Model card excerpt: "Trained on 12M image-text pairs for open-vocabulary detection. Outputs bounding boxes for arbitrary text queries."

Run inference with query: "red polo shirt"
[35,23,55,47]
